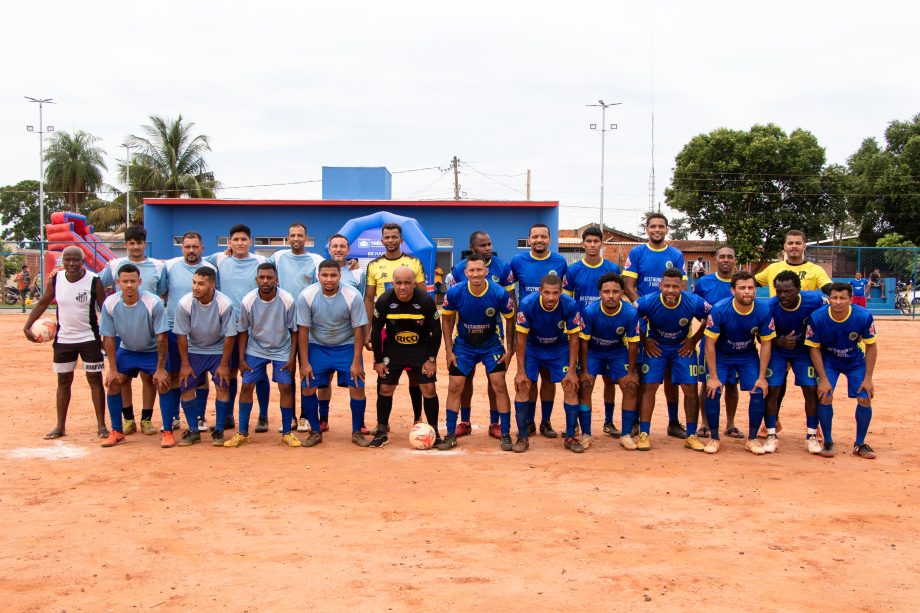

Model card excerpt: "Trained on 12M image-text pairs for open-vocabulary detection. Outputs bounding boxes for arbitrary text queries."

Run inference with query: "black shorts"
[379,361,436,385]
[53,340,105,374]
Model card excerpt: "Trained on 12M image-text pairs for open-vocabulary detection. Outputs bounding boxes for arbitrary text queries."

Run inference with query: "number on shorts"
[807,366,815,378]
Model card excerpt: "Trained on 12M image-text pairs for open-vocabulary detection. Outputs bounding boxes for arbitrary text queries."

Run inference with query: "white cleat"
[297,417,311,432]
[763,434,778,454]
[704,439,721,454]
[745,439,766,455]
[619,434,638,451]
[805,436,822,455]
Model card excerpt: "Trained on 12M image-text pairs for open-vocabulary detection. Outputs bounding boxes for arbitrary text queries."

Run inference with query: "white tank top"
[54,270,100,344]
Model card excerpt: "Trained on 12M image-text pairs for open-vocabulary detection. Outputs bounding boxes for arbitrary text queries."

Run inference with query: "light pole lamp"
[587,99,621,237]
[123,143,136,226]
[26,96,55,290]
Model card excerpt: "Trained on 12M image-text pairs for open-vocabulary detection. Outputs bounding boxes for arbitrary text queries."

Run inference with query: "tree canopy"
[43,130,107,212]
[0,180,65,242]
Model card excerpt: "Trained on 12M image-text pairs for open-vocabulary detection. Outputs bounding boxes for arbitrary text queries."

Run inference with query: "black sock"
[140,408,153,421]
[409,385,423,421]
[423,395,440,437]
[377,395,393,431]
[122,405,135,421]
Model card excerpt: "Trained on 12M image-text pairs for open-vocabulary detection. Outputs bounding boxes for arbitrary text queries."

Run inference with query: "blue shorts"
[166,331,181,373]
[697,342,738,384]
[714,352,762,392]
[242,354,294,385]
[116,348,158,378]
[586,349,630,380]
[181,353,230,391]
[823,358,869,399]
[304,343,362,388]
[524,344,570,383]
[451,338,506,377]
[641,344,697,385]
[767,352,817,387]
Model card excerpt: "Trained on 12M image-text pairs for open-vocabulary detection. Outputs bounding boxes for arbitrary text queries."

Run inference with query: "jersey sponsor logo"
[485,307,496,317]
[76,289,89,303]
[395,331,419,344]
[799,271,806,279]
[413,303,421,309]
[679,317,689,327]
[516,311,526,325]
[389,303,398,309]
[848,331,859,341]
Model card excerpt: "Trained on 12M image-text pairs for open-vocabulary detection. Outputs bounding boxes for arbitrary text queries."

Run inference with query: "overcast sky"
[3,0,918,235]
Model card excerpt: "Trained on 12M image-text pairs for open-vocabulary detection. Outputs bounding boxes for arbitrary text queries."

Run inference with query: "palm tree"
[44,130,107,211]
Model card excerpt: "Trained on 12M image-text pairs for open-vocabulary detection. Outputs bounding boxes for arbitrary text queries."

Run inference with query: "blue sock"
[195,387,209,420]
[806,414,819,433]
[489,409,499,425]
[238,401,253,435]
[256,378,270,419]
[158,390,174,432]
[817,403,834,444]
[541,400,554,423]
[621,409,638,436]
[578,404,592,436]
[350,398,366,433]
[460,406,471,423]
[228,378,238,413]
[181,396,200,432]
[639,421,651,434]
[302,393,320,432]
[446,409,459,435]
[747,392,765,440]
[855,405,872,446]
[604,402,615,423]
[526,401,537,425]
[107,393,124,432]
[705,394,722,440]
[318,398,331,423]
[515,401,530,437]
[686,421,698,436]
[215,399,231,433]
[281,407,294,434]
[667,400,679,423]
[167,388,181,424]
[499,412,511,436]
[764,414,778,430]
[563,402,579,438]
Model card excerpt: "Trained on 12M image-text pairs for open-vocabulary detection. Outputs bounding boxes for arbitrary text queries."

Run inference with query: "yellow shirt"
[365,254,426,298]
[755,260,832,297]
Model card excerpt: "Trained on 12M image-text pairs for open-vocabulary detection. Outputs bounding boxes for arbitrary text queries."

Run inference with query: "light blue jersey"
[339,265,365,293]
[238,288,297,361]
[100,290,170,352]
[270,249,326,299]
[205,252,268,314]
[295,283,367,347]
[623,244,686,296]
[99,257,167,297]
[173,290,237,355]
[164,257,218,326]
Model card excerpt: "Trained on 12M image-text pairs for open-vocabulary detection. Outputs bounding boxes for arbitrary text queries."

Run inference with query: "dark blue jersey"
[693,273,733,305]
[805,304,877,366]
[563,258,621,311]
[850,278,869,298]
[636,291,709,346]
[705,297,776,356]
[769,290,826,357]
[623,244,686,296]
[510,251,568,302]
[449,255,515,291]
[515,292,581,348]
[441,280,514,346]
[579,300,639,355]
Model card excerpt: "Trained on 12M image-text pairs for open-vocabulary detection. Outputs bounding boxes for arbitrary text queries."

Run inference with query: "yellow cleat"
[684,434,705,452]
[282,432,302,447]
[636,432,651,451]
[223,432,250,447]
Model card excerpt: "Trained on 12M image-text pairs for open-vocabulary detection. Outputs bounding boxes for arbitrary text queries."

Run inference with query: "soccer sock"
[747,392,766,440]
[806,414,819,437]
[409,385,423,422]
[563,402,579,439]
[515,401,529,437]
[526,400,537,425]
[604,402,615,423]
[620,409,638,437]
[301,393,320,432]
[168,388,181,424]
[195,387,209,420]
[215,399,232,434]
[541,400,554,423]
[423,395,440,437]
[686,421,698,436]
[107,393,124,433]
[460,406,471,423]
[489,409,499,425]
[639,420,651,435]
[140,408,153,422]
[181,396,200,432]
[157,391,173,432]
[855,405,872,446]
[318,398,331,423]
[666,401,679,423]
[499,412,511,437]
[817,403,834,444]
[705,394,722,440]
[764,414,778,436]
[255,378,270,420]
[228,378,238,413]
[350,398,366,434]
[377,395,393,429]
[446,409,459,436]
[238,401,253,435]
[122,405,135,421]
[577,404,592,436]
[280,407,294,435]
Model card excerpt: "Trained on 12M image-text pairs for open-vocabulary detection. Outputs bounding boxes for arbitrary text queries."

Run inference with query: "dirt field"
[1,314,919,612]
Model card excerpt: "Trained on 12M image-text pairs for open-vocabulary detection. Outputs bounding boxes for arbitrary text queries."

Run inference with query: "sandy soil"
[1,314,919,612]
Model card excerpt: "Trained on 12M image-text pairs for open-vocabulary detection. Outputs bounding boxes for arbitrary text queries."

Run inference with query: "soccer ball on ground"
[30,317,57,342]
[408,422,436,450]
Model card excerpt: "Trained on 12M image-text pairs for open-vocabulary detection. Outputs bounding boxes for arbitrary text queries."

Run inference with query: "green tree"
[876,232,919,279]
[665,123,831,264]
[668,215,692,240]
[43,130,107,212]
[0,180,65,242]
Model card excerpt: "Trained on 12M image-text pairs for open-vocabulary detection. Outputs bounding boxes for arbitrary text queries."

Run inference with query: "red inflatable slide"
[45,212,116,273]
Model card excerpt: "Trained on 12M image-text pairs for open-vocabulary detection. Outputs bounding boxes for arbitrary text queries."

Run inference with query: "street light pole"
[26,96,55,290]
[123,143,135,226]
[587,100,621,236]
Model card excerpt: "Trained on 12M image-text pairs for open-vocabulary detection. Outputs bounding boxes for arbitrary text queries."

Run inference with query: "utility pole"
[587,100,621,233]
[123,143,135,226]
[525,169,532,200]
[452,156,460,200]
[26,96,55,292]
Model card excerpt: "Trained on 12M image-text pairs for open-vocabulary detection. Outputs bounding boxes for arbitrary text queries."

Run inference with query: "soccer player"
[173,267,237,447]
[206,224,270,432]
[447,231,515,439]
[563,226,622,436]
[328,233,366,293]
[693,246,742,439]
[98,264,171,447]
[512,274,581,453]
[296,260,369,447]
[439,254,516,451]
[578,273,640,451]
[755,230,832,297]
[704,271,776,455]
[850,272,869,308]
[805,282,878,459]
[635,268,708,451]
[509,223,568,436]
[23,246,107,439]
[369,266,442,448]
[364,223,428,430]
[766,271,826,454]
[624,213,689,439]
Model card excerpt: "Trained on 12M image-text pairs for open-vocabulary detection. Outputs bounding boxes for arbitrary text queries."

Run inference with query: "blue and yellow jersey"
[705,297,776,355]
[769,290,826,357]
[805,304,877,365]
[623,244,686,296]
[449,255,514,291]
[636,291,708,346]
[579,300,640,355]
[693,272,733,305]
[563,258,621,311]
[755,260,832,297]
[509,251,568,301]
[515,292,581,348]
[441,281,515,346]
[850,278,869,298]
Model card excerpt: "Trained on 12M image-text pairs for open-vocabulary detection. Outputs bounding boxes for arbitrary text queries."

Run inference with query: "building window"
[217,236,315,248]
[434,237,454,249]
[517,238,529,249]
[172,235,183,246]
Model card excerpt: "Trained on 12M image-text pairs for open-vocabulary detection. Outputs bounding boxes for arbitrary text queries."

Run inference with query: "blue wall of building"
[321,167,392,200]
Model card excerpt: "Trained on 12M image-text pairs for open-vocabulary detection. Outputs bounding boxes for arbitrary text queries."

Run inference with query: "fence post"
[913,248,918,320]
[857,246,862,275]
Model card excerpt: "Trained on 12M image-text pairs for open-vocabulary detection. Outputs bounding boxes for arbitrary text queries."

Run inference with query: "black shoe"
[368,433,389,448]
[500,434,513,451]
[631,423,640,437]
[539,421,558,438]
[526,421,536,437]
[211,429,225,446]
[223,415,236,430]
[564,436,585,453]
[178,429,201,446]
[603,421,621,438]
[372,424,392,436]
[437,434,458,451]
[667,421,688,439]
[511,435,529,453]
[255,417,269,433]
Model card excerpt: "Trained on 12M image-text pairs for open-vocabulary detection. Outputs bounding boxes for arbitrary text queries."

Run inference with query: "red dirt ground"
[1,315,918,612]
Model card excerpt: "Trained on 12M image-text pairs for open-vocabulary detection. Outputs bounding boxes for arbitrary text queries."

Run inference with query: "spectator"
[13,264,32,313]
[868,268,885,299]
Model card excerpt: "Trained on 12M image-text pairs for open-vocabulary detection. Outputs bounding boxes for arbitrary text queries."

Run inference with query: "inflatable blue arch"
[332,211,436,290]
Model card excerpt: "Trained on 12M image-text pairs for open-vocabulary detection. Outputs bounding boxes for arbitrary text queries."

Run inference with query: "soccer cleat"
[160,431,176,448]
[297,417,310,432]
[371,424,391,436]
[455,422,472,437]
[684,434,705,452]
[359,425,371,436]
[805,436,823,455]
[301,431,322,447]
[351,432,372,447]
[763,434,779,454]
[437,434,458,451]
[123,419,137,435]
[704,439,721,454]
[100,431,126,448]
[500,434,513,451]
[526,422,536,437]
[211,430,225,447]
[745,439,766,455]
[368,432,389,448]
[223,432,249,447]
[539,421,558,438]
[255,417,268,433]
[178,430,201,446]
[172,417,181,431]
[140,419,157,436]
[282,432,303,447]
[667,421,688,439]
[619,434,638,451]
[196,417,207,432]
[564,436,585,453]
[853,443,876,459]
[511,435,530,453]
[820,442,836,458]
[579,434,593,450]
[224,415,236,430]
[636,432,651,451]
[602,421,621,438]
[488,423,502,439]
